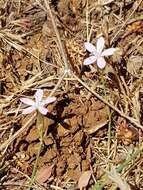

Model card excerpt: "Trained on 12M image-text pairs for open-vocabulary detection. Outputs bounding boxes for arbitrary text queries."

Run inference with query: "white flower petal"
[96,36,105,54]
[35,89,43,103]
[97,57,106,69]
[22,106,36,114]
[83,56,97,65]
[43,97,56,105]
[20,98,35,105]
[84,42,97,53]
[101,48,116,56]
[38,106,48,115]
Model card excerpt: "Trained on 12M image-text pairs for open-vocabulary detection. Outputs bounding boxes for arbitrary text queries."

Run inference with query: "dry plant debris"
[0,0,143,190]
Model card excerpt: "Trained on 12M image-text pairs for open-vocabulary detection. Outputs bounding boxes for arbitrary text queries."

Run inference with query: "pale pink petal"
[22,106,36,114]
[101,48,116,56]
[35,89,43,103]
[38,106,48,115]
[83,56,97,65]
[20,98,35,105]
[84,42,97,53]
[96,36,105,54]
[97,57,106,69]
[43,97,56,105]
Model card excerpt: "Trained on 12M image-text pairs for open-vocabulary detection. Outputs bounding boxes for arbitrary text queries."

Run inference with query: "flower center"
[93,51,101,58]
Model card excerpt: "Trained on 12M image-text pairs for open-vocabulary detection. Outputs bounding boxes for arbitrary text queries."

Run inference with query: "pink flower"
[20,89,56,115]
[83,36,116,69]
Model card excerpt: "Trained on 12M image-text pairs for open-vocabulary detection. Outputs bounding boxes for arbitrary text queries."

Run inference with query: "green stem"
[28,112,44,190]
[107,110,112,157]
[100,70,106,97]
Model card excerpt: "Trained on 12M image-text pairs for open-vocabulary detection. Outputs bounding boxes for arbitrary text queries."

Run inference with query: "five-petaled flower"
[20,89,56,115]
[83,36,116,69]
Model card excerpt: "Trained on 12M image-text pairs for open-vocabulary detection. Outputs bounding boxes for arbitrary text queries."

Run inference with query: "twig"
[72,72,143,130]
[0,183,36,189]
[43,0,69,70]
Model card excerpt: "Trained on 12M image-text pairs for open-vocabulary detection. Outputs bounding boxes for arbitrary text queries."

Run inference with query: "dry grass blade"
[72,73,143,130]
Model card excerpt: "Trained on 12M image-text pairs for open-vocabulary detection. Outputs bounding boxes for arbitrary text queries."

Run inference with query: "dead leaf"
[87,119,108,134]
[78,170,92,190]
[107,167,131,190]
[86,145,91,161]
[36,164,53,184]
[127,55,143,77]
[122,20,143,38]
[116,117,139,145]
